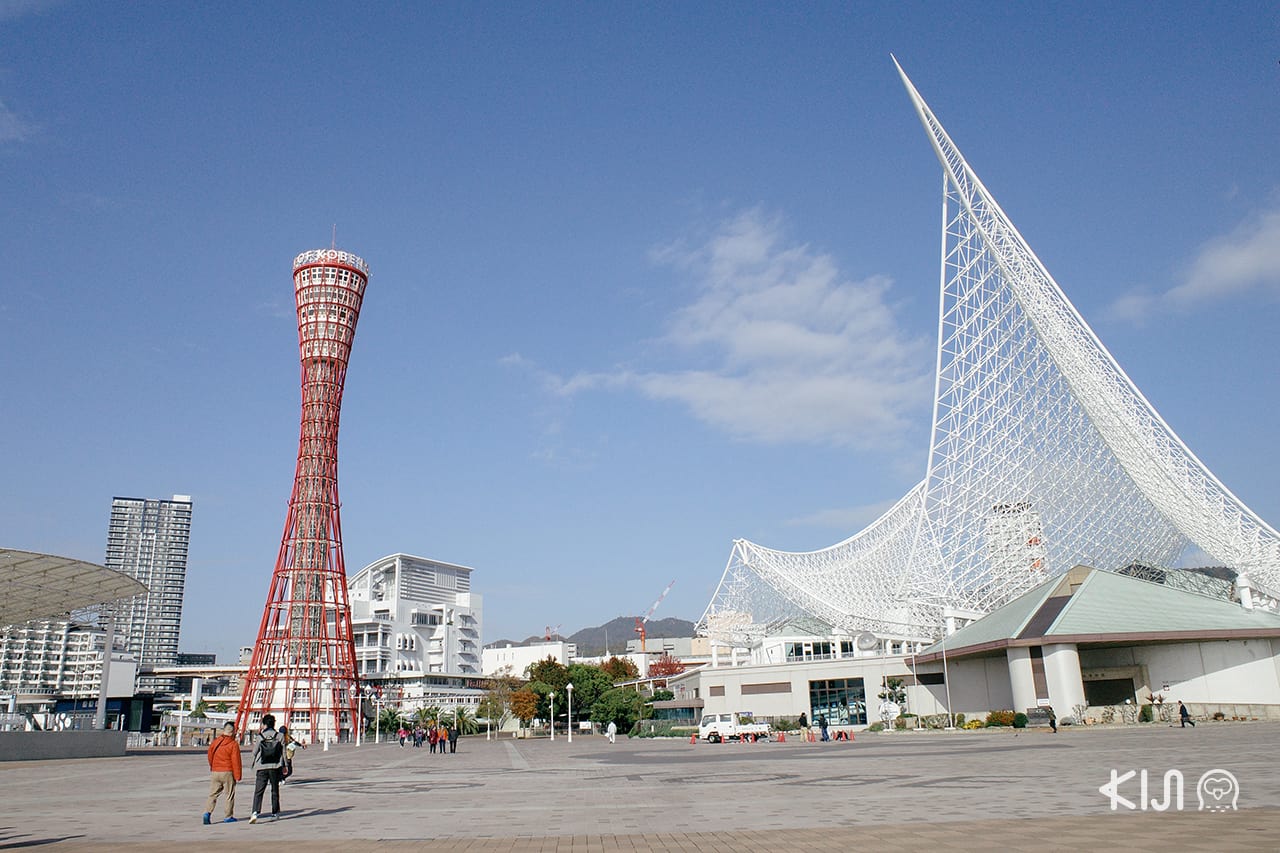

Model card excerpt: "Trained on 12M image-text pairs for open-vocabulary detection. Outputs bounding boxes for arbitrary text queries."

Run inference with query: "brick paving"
[1,722,1276,851]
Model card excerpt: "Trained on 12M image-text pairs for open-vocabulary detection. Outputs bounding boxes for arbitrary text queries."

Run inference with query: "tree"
[413,705,440,728]
[647,655,686,678]
[193,699,209,719]
[525,657,569,692]
[591,687,644,733]
[377,707,404,734]
[213,702,229,714]
[878,677,907,707]
[565,663,615,720]
[600,656,639,682]
[480,666,520,731]
[451,705,480,735]
[510,689,539,736]
[650,689,675,702]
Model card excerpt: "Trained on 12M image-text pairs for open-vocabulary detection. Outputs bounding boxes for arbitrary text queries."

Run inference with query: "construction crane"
[634,580,675,653]
[545,624,561,642]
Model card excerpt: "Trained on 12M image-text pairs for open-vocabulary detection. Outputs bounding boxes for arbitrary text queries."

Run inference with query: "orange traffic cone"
[777,731,786,743]
[689,733,697,744]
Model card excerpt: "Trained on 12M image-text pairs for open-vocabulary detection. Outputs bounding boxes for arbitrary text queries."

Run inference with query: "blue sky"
[2,2,1278,662]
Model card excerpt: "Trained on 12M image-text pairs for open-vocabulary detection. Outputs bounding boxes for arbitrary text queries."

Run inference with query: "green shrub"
[868,721,885,732]
[985,710,1016,727]
[773,718,800,732]
[1012,712,1028,728]
[962,719,984,730]
[1139,704,1154,723]
[954,713,965,727]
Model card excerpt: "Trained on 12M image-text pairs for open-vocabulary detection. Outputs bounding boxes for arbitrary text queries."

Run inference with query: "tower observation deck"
[237,248,369,743]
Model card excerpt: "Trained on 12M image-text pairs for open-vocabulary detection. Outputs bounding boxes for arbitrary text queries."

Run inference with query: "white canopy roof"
[0,548,147,628]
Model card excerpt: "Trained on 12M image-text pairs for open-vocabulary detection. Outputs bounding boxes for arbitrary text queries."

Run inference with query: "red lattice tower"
[237,248,369,744]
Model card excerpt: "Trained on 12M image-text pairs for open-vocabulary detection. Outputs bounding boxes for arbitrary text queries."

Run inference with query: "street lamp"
[549,692,555,741]
[907,599,955,730]
[566,683,574,744]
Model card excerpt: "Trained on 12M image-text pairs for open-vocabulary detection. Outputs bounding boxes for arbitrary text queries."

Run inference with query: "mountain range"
[486,615,696,657]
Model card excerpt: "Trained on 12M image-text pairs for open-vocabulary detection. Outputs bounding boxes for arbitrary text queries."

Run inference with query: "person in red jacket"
[203,722,243,824]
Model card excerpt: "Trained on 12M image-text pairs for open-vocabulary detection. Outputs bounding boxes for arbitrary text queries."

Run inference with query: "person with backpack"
[249,714,285,824]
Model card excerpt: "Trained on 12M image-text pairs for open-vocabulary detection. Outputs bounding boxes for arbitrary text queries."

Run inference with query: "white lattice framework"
[699,60,1280,645]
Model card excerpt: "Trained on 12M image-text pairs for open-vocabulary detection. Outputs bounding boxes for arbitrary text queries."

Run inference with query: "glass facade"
[807,677,867,726]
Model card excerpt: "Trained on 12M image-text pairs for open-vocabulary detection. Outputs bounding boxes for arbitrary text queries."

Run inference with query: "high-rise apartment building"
[106,495,193,693]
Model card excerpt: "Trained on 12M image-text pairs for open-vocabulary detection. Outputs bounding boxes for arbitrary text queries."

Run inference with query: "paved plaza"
[1,723,1276,851]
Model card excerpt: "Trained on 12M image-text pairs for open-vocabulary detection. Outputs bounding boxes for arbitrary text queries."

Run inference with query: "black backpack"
[259,734,283,764]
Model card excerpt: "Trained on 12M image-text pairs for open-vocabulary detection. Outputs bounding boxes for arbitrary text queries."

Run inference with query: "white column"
[711,644,720,668]
[93,610,115,731]
[1007,647,1036,713]
[1237,574,1254,611]
[1043,643,1086,714]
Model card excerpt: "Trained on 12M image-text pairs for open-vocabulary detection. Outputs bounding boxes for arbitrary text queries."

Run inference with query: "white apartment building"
[106,495,193,693]
[0,619,137,699]
[348,553,482,682]
[482,640,574,677]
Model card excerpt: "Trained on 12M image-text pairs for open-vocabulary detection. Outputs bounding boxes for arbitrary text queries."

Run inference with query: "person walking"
[398,726,408,747]
[1179,701,1196,728]
[436,723,448,758]
[606,720,617,744]
[279,725,305,781]
[819,715,830,742]
[249,714,285,824]
[428,722,438,753]
[1046,705,1057,734]
[448,722,460,754]
[202,721,242,825]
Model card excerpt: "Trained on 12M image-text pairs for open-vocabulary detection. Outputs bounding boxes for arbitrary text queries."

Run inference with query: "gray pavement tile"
[2,722,1278,850]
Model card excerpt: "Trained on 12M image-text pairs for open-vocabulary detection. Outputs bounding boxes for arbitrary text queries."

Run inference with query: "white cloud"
[0,0,64,23]
[0,99,35,143]
[1110,207,1280,323]
[552,209,933,449]
[785,499,901,531]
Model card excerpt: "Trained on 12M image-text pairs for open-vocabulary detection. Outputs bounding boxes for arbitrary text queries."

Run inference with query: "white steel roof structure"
[699,60,1280,645]
[0,548,147,628]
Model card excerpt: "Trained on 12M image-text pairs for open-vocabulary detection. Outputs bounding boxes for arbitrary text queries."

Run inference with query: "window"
[807,678,866,726]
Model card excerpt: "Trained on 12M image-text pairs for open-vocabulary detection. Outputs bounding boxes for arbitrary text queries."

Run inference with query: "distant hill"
[570,616,695,657]
[484,615,696,657]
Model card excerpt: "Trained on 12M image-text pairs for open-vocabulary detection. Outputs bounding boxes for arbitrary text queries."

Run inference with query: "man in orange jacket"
[203,722,243,824]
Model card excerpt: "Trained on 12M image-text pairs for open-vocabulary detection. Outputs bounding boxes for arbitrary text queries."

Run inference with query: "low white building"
[674,565,1280,727]
[348,554,483,681]
[906,565,1280,723]
[482,641,573,677]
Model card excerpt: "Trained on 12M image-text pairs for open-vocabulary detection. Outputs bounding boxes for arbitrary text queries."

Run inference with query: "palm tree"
[413,705,440,728]
[451,705,480,735]
[377,707,404,735]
